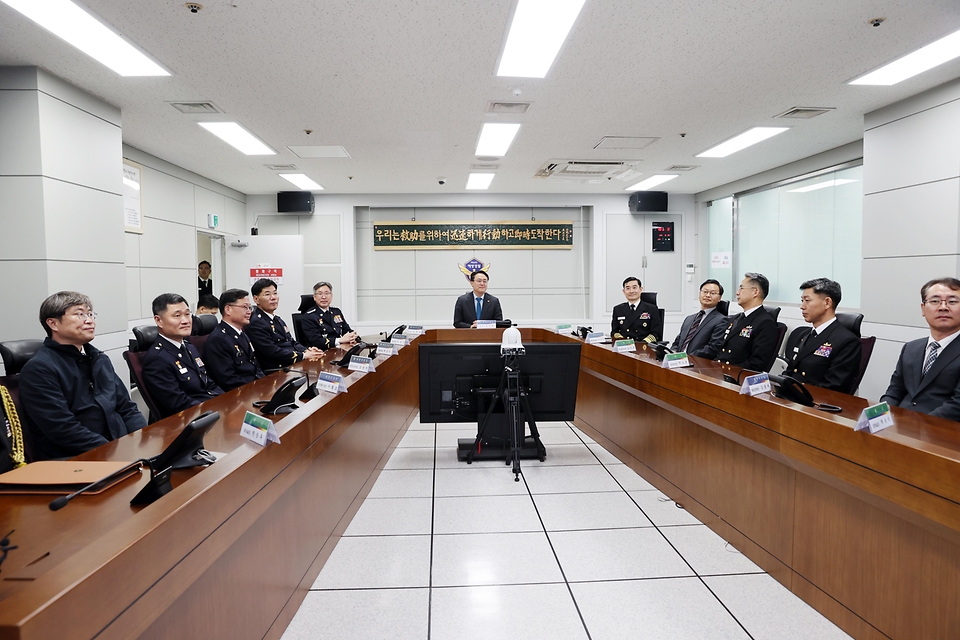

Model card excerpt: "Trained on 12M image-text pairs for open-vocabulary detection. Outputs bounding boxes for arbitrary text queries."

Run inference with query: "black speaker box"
[628,191,668,212]
[277,191,315,213]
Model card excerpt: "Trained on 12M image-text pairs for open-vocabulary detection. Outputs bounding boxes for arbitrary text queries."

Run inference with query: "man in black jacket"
[246,279,323,371]
[19,291,146,460]
[142,293,223,418]
[611,277,661,343]
[301,281,358,350]
[453,271,503,328]
[716,272,778,371]
[204,288,264,391]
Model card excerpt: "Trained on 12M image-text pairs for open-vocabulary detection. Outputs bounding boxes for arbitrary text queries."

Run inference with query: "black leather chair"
[763,306,781,323]
[716,300,730,316]
[298,294,315,314]
[192,314,218,336]
[126,325,162,423]
[853,336,877,395]
[836,312,864,338]
[766,322,788,372]
[0,339,44,376]
[638,292,664,340]
[291,312,306,345]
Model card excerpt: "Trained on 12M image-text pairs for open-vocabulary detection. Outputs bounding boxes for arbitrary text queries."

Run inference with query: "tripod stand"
[464,352,546,481]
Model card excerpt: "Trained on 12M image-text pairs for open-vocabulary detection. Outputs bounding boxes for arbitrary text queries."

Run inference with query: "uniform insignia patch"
[639,313,650,319]
[334,315,343,323]
[814,343,833,357]
[739,326,753,338]
[195,357,205,367]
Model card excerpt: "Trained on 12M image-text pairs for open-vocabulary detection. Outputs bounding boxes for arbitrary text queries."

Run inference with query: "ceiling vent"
[665,164,699,172]
[775,106,835,119]
[168,101,222,114]
[535,159,640,182]
[594,136,659,150]
[486,101,531,114]
[471,163,500,170]
[265,164,298,171]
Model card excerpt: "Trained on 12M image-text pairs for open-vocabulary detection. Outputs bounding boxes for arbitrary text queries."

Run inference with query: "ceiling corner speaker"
[628,191,668,213]
[277,191,315,214]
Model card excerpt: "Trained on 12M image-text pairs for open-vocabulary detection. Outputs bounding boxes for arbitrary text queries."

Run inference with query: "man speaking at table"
[453,270,502,328]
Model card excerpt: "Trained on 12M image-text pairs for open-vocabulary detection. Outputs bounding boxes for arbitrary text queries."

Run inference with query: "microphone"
[49,459,146,511]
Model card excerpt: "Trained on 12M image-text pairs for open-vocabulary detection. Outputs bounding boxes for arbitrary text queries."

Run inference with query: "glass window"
[707,197,734,294]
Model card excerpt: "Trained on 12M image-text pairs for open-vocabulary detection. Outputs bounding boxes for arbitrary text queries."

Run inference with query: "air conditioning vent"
[168,101,223,114]
[665,165,699,172]
[265,164,298,171]
[470,163,500,170]
[534,159,640,181]
[486,101,531,114]
[775,106,834,119]
[594,136,659,150]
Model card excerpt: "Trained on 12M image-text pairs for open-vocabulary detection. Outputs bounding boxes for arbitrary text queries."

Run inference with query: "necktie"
[475,297,482,321]
[630,304,636,312]
[681,311,705,351]
[922,341,941,377]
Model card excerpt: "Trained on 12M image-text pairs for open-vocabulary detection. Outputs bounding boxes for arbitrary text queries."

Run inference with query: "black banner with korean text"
[373,221,574,250]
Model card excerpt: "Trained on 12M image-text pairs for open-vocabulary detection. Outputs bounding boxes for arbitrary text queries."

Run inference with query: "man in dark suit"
[611,276,661,343]
[783,278,862,394]
[301,281,359,350]
[881,277,960,421]
[716,272,778,371]
[198,260,213,301]
[203,288,264,391]
[671,279,728,358]
[453,271,503,328]
[142,293,223,418]
[246,278,323,371]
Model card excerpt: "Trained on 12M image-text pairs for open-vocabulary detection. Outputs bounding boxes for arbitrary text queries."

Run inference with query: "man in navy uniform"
[611,277,661,343]
[670,279,728,358]
[19,291,146,460]
[716,272,778,371]
[453,271,503,328]
[301,281,359,350]
[203,288,264,391]
[246,278,323,371]
[783,278,862,394]
[142,293,223,418]
[882,277,960,421]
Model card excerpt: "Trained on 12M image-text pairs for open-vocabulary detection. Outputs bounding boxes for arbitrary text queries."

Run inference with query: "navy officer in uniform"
[302,281,359,350]
[611,277,662,343]
[716,272,778,371]
[142,293,223,418]
[246,278,323,372]
[203,288,264,391]
[783,278,861,394]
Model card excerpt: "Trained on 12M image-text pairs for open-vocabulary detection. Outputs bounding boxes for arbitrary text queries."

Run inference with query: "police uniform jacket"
[453,292,503,328]
[301,304,353,350]
[716,306,778,372]
[18,338,146,461]
[670,307,729,359]
[246,309,307,371]
[783,321,862,394]
[611,301,662,342]
[881,335,960,421]
[142,336,223,418]
[203,321,264,391]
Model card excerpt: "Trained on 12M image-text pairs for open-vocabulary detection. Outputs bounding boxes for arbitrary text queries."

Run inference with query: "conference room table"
[0,328,958,640]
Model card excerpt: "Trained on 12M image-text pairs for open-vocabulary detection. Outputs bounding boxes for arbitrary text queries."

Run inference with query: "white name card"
[475,320,497,329]
[318,371,347,394]
[855,402,894,434]
[585,331,606,344]
[391,334,409,348]
[406,325,425,337]
[240,410,281,446]
[739,372,771,396]
[662,352,691,369]
[556,323,572,333]
[377,341,396,357]
[348,355,376,373]
[614,339,636,353]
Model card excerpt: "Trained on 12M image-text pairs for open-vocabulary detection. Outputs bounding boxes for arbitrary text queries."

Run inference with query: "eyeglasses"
[700,289,720,296]
[924,298,960,308]
[69,311,97,321]
[228,304,254,311]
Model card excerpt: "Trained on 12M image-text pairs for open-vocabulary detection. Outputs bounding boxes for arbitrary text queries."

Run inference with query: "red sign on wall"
[250,267,283,285]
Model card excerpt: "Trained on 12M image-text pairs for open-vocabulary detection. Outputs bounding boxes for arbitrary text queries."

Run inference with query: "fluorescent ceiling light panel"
[850,27,960,86]
[788,178,857,193]
[199,122,276,155]
[279,174,324,191]
[497,0,586,78]
[1,0,168,76]
[475,123,521,157]
[466,173,495,190]
[697,127,789,158]
[625,175,678,191]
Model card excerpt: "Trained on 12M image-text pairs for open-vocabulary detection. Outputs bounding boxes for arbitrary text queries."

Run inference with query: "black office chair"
[298,294,315,314]
[0,339,44,376]
[774,326,809,373]
[836,312,864,338]
[763,306,781,323]
[716,300,730,316]
[640,291,657,307]
[853,336,877,395]
[291,312,306,345]
[765,322,788,372]
[132,325,159,350]
[192,314,218,336]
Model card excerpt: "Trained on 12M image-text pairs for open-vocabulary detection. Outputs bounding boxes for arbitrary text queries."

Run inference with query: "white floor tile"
[431,583,588,640]
[366,469,434,498]
[396,430,436,448]
[550,528,694,581]
[570,425,596,443]
[535,426,588,445]
[628,490,703,526]
[659,525,762,576]
[436,421,476,430]
[383,447,436,470]
[436,428,479,449]
[522,464,624,494]
[281,588,429,640]
[534,491,653,531]
[532,443,602,466]
[431,531,563,587]
[572,577,750,640]
[434,495,542,534]
[434,467,530,497]
[407,420,435,431]
[343,497,433,536]
[434,450,506,469]
[587,442,622,465]
[704,574,852,640]
[606,463,658,491]
[312,535,431,589]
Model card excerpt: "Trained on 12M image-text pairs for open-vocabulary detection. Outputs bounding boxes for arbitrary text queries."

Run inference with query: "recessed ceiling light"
[696,127,789,158]
[1,0,169,76]
[475,123,521,157]
[198,122,276,155]
[497,0,586,78]
[850,27,960,85]
[787,178,857,193]
[279,174,323,191]
[466,173,495,190]
[625,175,678,191]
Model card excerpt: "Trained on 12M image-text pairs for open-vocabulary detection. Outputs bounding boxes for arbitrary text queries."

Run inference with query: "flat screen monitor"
[418,342,581,423]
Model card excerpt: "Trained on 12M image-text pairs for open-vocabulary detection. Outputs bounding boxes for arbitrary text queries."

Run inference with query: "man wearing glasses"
[716,272,778,371]
[203,289,264,391]
[670,279,729,358]
[882,277,960,420]
[302,281,359,350]
[19,291,146,460]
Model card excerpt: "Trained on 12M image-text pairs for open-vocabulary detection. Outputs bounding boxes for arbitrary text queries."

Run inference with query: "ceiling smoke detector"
[185,3,203,13]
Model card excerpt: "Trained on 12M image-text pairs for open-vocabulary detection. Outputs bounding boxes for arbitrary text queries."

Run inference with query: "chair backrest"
[836,312,864,338]
[298,294,315,314]
[853,336,877,395]
[291,312,306,345]
[640,291,657,307]
[716,300,730,316]
[132,325,159,352]
[122,350,162,424]
[657,309,665,341]
[763,306,781,323]
[0,339,44,376]
[187,335,210,358]
[192,313,218,336]
[766,322,788,372]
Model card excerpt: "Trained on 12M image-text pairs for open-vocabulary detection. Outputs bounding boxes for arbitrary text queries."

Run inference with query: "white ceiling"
[1,0,959,195]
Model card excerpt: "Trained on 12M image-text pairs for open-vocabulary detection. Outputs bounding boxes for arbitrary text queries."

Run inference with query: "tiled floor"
[282,418,851,640]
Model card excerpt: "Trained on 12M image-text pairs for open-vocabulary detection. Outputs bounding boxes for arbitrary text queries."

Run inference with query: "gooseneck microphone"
[49,459,147,511]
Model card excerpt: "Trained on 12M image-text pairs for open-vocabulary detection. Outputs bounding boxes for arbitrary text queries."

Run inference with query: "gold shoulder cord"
[0,386,26,468]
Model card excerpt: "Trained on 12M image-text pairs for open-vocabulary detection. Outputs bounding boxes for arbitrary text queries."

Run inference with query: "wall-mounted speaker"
[277,191,315,213]
[628,191,668,212]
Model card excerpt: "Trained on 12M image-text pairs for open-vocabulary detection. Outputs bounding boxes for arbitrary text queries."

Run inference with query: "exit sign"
[207,213,219,229]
